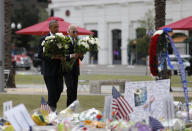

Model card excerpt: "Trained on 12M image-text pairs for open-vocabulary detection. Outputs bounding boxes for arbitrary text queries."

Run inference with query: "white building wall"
[49,0,192,65]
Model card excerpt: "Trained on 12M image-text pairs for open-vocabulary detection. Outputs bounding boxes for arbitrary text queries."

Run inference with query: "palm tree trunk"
[155,0,166,29]
[154,0,171,80]
[4,0,16,88]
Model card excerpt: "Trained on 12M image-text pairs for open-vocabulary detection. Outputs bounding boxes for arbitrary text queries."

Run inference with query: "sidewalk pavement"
[2,84,192,97]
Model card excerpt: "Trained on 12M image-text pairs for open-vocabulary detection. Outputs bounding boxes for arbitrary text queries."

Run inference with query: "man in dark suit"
[64,25,83,107]
[38,20,63,112]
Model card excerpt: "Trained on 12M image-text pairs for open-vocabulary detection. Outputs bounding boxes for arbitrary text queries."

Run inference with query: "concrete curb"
[1,84,192,97]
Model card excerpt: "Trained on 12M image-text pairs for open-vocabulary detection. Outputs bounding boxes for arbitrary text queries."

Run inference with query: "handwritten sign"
[3,101,12,119]
[4,104,35,131]
[124,79,171,121]
[103,96,113,120]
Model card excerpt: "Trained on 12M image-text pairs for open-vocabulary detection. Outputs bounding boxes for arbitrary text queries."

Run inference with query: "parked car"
[12,48,32,70]
[32,53,42,68]
[168,54,192,75]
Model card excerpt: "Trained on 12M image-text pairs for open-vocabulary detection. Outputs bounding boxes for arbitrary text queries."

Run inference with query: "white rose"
[56,33,65,38]
[80,41,85,46]
[50,35,55,39]
[89,39,95,44]
[64,44,68,49]
[45,36,50,40]
[57,43,62,49]
[41,41,45,46]
[85,43,89,49]
[43,47,45,52]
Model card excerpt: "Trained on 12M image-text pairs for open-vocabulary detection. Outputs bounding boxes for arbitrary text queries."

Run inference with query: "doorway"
[90,30,98,64]
[112,29,121,64]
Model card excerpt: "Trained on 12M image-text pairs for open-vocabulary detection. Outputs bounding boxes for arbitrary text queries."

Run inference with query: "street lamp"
[11,22,22,47]
[11,22,22,30]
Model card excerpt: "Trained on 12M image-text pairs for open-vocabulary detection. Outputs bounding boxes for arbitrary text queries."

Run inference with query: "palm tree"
[4,0,16,88]
[154,0,171,80]
[154,0,166,29]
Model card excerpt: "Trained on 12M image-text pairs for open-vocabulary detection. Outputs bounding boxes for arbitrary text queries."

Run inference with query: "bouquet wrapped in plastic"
[41,33,71,58]
[58,100,80,122]
[78,35,99,53]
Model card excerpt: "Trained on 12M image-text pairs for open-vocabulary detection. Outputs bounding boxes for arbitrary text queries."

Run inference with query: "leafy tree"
[138,9,155,33]
[128,35,150,64]
[11,2,48,53]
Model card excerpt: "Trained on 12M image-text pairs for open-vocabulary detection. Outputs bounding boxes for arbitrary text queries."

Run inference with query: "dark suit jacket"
[38,33,61,76]
[65,36,83,76]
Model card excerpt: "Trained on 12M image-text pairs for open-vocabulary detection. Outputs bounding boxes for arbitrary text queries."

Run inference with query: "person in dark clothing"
[64,25,83,107]
[38,20,63,112]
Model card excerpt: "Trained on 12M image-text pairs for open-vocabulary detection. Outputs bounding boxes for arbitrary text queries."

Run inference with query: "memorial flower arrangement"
[149,30,163,76]
[75,38,90,54]
[62,36,98,71]
[41,33,72,72]
[41,33,71,58]
[80,35,99,52]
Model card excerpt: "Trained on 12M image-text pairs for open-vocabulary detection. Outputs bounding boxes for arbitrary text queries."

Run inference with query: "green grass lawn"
[0,94,105,117]
[15,74,192,88]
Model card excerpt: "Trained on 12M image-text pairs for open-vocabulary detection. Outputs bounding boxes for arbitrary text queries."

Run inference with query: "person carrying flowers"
[63,25,84,107]
[38,20,65,112]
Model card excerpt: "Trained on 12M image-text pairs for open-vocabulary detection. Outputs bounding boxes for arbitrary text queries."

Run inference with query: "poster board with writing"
[4,104,35,131]
[124,79,170,122]
[103,96,112,120]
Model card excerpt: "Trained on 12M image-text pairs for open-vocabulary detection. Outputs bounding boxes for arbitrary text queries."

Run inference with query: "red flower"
[96,114,102,120]
[149,34,160,76]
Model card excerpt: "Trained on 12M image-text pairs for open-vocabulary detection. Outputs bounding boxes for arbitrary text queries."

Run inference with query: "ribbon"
[158,51,167,70]
[167,52,174,69]
[163,28,190,122]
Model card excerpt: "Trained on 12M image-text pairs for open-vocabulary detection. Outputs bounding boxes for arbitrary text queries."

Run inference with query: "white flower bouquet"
[84,35,99,52]
[41,33,71,58]
[75,38,90,54]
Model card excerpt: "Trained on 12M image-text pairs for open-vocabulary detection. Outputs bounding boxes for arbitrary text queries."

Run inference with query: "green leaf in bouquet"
[89,44,98,52]
[42,34,72,59]
[61,59,76,72]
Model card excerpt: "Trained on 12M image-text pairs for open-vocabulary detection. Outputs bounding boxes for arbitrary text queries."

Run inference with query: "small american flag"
[149,116,164,131]
[40,97,51,114]
[112,87,133,121]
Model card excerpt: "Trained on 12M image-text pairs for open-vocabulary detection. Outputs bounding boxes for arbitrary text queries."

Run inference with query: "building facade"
[48,0,192,65]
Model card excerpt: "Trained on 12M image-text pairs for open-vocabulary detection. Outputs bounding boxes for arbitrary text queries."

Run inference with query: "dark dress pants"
[63,71,79,107]
[43,74,63,110]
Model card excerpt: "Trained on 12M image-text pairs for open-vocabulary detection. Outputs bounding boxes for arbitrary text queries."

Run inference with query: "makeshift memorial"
[125,79,170,121]
[149,28,190,121]
[3,99,192,130]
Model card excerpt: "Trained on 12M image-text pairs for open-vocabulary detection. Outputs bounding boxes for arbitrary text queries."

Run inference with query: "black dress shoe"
[50,106,56,112]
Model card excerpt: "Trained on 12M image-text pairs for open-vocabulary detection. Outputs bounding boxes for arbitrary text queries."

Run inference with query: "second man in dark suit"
[64,25,83,107]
